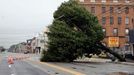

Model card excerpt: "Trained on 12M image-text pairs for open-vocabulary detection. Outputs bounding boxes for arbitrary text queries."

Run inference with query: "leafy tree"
[0,46,6,52]
[41,0,125,62]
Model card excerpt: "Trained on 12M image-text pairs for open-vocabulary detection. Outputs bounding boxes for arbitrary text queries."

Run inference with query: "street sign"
[108,37,119,47]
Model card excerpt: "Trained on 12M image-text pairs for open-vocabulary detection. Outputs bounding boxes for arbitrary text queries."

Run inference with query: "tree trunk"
[97,42,126,62]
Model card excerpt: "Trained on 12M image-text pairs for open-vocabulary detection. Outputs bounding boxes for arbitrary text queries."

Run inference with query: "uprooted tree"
[41,0,125,62]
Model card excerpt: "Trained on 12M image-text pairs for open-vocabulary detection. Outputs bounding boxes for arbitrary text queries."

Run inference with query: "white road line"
[11,74,14,75]
[9,65,11,68]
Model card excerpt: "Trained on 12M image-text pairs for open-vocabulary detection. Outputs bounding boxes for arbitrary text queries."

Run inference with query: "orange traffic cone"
[8,56,14,64]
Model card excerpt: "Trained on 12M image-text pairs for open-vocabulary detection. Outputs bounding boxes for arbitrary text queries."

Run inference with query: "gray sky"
[0,0,69,48]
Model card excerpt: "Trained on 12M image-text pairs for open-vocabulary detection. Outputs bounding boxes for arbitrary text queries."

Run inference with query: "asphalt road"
[1,53,134,75]
[0,57,49,75]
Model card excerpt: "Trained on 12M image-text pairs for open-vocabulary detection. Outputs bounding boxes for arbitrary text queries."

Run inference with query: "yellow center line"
[38,61,85,75]
[26,58,86,75]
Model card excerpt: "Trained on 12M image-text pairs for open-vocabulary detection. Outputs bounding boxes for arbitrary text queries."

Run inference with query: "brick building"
[79,0,134,51]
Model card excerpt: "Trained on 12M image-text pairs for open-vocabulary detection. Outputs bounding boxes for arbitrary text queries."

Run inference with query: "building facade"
[79,0,134,51]
[8,42,27,53]
[27,27,48,54]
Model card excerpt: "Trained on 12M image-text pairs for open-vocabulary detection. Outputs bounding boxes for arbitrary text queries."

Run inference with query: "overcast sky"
[0,0,69,48]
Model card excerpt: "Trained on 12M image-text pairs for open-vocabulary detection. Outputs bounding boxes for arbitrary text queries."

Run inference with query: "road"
[0,53,81,75]
[0,52,134,75]
[0,57,49,75]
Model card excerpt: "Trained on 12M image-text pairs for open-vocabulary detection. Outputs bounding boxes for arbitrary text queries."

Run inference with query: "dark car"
[24,51,30,54]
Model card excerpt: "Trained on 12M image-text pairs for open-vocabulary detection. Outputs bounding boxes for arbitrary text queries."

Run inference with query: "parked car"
[24,51,29,54]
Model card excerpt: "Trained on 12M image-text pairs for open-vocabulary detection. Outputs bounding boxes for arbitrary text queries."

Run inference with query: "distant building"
[44,27,49,51]
[26,39,33,53]
[79,0,134,52]
[35,33,45,54]
[32,27,49,54]
[9,42,27,53]
[8,45,16,52]
[27,27,48,54]
[0,46,5,52]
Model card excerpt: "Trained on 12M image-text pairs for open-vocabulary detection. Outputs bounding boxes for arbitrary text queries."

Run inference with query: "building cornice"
[79,2,134,6]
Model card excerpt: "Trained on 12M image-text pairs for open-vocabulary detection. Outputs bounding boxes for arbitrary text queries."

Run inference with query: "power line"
[97,2,134,24]
[96,1,134,17]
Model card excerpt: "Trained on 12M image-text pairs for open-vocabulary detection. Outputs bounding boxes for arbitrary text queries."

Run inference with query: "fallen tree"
[41,0,126,62]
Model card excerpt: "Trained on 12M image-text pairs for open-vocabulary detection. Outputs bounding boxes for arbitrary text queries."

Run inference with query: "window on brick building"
[102,7,106,13]
[102,0,106,2]
[125,7,129,14]
[117,7,121,14]
[110,7,114,13]
[102,17,106,25]
[79,0,84,2]
[125,27,130,42]
[113,28,118,36]
[90,0,95,2]
[125,17,129,25]
[113,0,118,3]
[110,17,114,25]
[125,28,129,35]
[102,28,106,36]
[125,36,129,43]
[125,0,130,3]
[118,16,122,25]
[91,7,95,13]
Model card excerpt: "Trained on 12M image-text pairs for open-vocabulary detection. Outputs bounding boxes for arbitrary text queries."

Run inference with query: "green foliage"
[40,49,47,62]
[41,0,104,62]
[0,46,6,52]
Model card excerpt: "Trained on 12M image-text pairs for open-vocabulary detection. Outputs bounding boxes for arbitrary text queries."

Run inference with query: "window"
[113,28,118,36]
[102,0,106,2]
[102,17,106,25]
[110,17,114,25]
[125,0,130,3]
[102,7,106,14]
[102,28,106,35]
[125,28,129,35]
[125,7,129,14]
[118,16,122,25]
[117,7,121,14]
[91,7,95,13]
[79,0,84,2]
[90,0,95,2]
[125,17,129,25]
[113,0,118,3]
[110,7,114,14]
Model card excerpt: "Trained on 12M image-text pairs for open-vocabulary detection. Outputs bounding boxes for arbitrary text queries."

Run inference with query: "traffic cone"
[8,56,14,64]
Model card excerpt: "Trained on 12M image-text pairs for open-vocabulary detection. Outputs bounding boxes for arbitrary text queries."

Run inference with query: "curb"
[117,62,134,66]
[74,58,112,63]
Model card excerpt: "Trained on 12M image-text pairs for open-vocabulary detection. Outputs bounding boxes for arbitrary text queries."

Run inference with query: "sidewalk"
[75,57,134,66]
[117,62,134,66]
[74,57,112,63]
[27,54,134,67]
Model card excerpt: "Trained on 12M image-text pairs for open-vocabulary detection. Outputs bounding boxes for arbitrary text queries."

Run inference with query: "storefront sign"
[108,37,119,47]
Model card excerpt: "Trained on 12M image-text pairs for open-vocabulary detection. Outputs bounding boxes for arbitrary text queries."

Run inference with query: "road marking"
[11,74,14,75]
[9,65,11,68]
[39,62,85,75]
